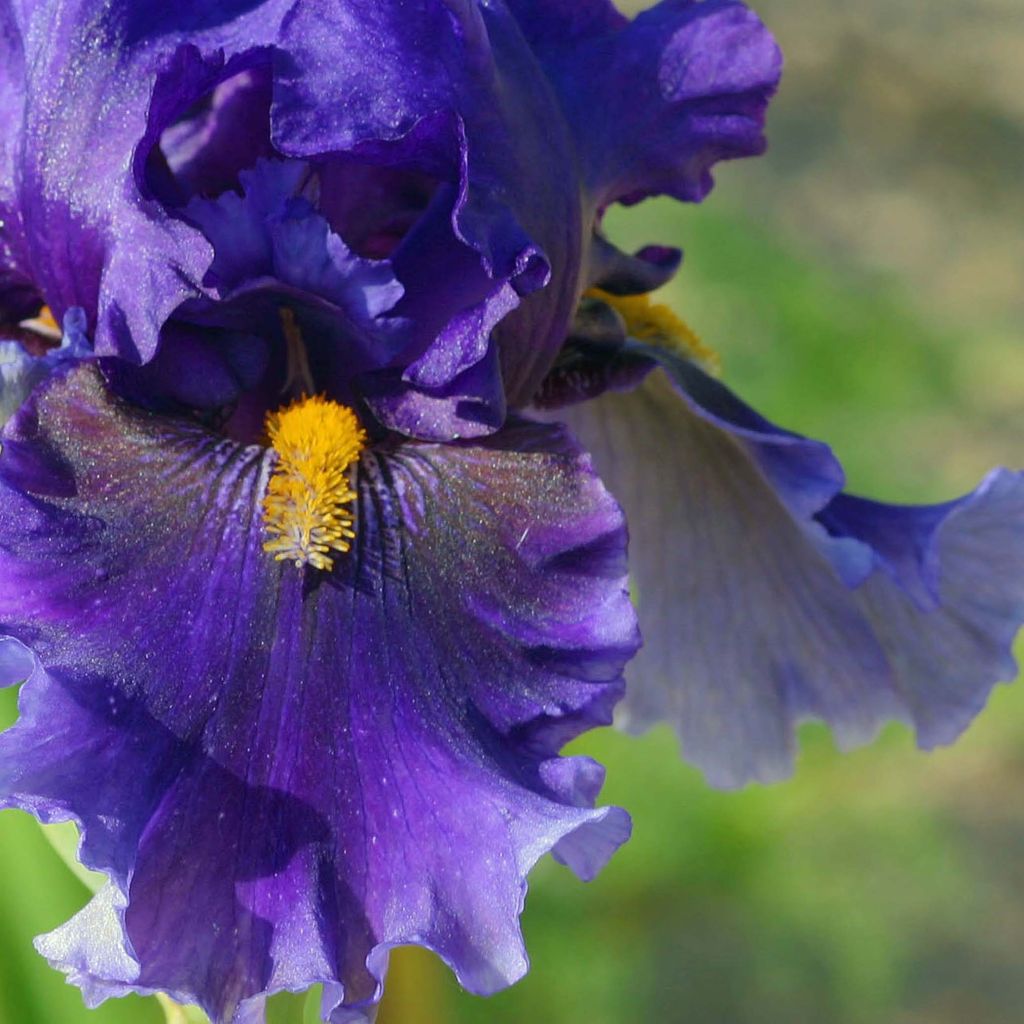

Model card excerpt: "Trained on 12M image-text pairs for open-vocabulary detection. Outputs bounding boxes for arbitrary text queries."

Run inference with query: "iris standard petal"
[272,0,580,407]
[0,363,636,1022]
[177,158,408,401]
[0,0,296,361]
[4,0,784,437]
[553,352,1024,788]
[537,0,782,208]
[132,0,583,427]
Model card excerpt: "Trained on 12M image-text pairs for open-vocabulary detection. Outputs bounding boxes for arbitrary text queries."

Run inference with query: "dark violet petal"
[364,338,508,441]
[122,321,269,411]
[269,201,405,326]
[271,0,470,162]
[543,0,782,207]
[0,5,39,325]
[586,236,683,296]
[185,160,310,293]
[0,268,42,330]
[0,364,636,1021]
[389,184,518,391]
[145,51,275,204]
[1,1,297,363]
[503,0,627,52]
[546,354,1024,788]
[273,0,583,407]
[177,160,408,398]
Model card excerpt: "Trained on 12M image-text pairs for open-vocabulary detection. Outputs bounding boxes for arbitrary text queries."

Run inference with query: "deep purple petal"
[0,5,40,325]
[0,364,636,1021]
[363,339,508,441]
[0,1,301,363]
[160,159,410,405]
[503,0,627,51]
[541,0,782,207]
[585,236,684,296]
[272,0,583,407]
[147,51,275,203]
[548,354,1024,787]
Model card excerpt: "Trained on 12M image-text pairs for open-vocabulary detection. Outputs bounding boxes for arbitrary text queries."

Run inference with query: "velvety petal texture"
[0,364,637,1022]
[1,0,593,433]
[550,348,1024,788]
[503,0,627,50]
[1,0,785,439]
[0,0,294,360]
[0,2,37,326]
[269,0,581,420]
[522,0,783,207]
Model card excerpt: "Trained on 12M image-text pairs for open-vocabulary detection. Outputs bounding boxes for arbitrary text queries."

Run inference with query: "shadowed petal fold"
[552,351,1024,788]
[0,0,296,360]
[0,364,636,1022]
[238,0,582,411]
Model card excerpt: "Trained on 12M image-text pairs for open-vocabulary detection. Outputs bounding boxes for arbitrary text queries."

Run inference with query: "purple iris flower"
[0,0,780,1020]
[0,0,1020,1022]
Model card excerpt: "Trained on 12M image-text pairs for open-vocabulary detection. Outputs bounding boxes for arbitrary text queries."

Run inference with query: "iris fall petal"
[553,351,1024,788]
[0,363,636,1022]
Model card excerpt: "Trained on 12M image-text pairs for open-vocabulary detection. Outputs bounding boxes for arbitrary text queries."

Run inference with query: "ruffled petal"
[585,236,683,296]
[363,338,508,442]
[1,1,297,362]
[538,0,782,207]
[272,0,582,407]
[0,364,636,1021]
[174,159,409,402]
[134,0,584,423]
[817,481,1024,747]
[147,54,275,204]
[549,351,1024,788]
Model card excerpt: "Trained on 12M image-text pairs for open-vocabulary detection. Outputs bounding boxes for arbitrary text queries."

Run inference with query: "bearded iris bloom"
[0,2,1021,1024]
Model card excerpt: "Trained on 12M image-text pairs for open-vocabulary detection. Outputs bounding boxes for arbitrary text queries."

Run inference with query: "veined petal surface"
[0,364,636,1021]
[552,353,1024,788]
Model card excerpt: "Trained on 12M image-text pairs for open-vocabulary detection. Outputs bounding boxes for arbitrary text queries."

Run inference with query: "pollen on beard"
[262,395,367,571]
[585,288,722,376]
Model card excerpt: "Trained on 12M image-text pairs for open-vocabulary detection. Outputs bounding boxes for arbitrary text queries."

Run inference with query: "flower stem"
[157,994,209,1024]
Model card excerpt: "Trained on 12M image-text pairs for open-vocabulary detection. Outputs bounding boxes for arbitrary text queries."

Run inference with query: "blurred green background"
[2,2,1022,1022]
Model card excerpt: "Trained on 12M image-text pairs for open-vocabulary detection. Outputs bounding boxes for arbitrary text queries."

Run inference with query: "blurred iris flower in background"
[0,1,1021,1023]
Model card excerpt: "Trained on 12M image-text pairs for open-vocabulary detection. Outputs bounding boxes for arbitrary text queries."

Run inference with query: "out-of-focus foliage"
[1,2,1021,1022]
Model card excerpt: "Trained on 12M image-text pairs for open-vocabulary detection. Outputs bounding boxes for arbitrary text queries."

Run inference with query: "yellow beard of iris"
[262,395,367,571]
[584,288,722,376]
